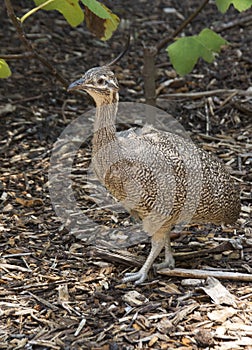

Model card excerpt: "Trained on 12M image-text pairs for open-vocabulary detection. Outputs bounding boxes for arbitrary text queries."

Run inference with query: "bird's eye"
[97,78,105,85]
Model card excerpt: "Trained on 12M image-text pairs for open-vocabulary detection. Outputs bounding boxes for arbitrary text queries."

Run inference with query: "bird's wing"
[115,125,205,223]
[104,126,192,219]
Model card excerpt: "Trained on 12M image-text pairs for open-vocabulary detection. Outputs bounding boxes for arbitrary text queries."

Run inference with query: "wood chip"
[201,277,237,306]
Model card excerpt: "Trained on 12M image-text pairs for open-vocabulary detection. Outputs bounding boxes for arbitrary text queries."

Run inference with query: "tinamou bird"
[68,50,240,285]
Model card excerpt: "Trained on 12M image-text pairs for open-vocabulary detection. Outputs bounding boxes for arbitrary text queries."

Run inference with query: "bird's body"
[68,65,240,284]
[101,124,240,226]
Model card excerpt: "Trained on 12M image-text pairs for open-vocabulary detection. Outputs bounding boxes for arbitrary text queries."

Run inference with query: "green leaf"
[81,0,111,18]
[81,0,120,40]
[197,28,228,53]
[167,29,228,76]
[33,0,84,27]
[0,59,11,78]
[215,0,252,13]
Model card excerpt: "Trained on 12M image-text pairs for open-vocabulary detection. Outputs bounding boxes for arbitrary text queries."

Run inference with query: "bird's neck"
[92,93,119,154]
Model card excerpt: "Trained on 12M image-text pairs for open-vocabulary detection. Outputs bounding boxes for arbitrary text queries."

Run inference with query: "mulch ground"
[0,1,252,349]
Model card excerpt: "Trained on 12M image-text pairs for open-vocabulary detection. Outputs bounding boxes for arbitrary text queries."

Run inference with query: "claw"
[154,254,175,271]
[154,242,175,272]
[121,231,170,284]
[122,270,148,284]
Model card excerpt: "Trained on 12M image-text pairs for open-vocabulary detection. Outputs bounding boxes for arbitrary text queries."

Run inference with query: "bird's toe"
[154,256,175,271]
[122,270,148,285]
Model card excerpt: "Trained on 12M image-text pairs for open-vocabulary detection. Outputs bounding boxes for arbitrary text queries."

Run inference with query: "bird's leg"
[154,232,175,271]
[122,230,166,284]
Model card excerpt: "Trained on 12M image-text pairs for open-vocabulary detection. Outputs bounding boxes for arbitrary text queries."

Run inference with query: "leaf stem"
[20,0,56,23]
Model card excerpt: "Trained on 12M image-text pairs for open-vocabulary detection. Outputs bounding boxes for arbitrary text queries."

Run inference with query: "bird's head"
[68,66,119,106]
[68,36,130,106]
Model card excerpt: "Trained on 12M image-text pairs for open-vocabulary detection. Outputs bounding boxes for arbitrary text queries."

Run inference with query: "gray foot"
[122,270,148,285]
[154,255,175,271]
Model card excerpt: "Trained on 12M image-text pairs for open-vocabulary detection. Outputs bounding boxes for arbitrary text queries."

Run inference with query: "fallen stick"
[158,89,252,99]
[158,268,252,282]
[0,263,32,272]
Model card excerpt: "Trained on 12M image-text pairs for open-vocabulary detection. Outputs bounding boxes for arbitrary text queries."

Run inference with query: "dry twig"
[4,0,68,88]
[158,268,252,282]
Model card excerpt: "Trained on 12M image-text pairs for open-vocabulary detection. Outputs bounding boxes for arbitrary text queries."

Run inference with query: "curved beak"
[67,78,85,92]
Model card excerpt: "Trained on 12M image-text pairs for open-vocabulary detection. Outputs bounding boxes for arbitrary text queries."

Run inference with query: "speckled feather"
[68,66,241,284]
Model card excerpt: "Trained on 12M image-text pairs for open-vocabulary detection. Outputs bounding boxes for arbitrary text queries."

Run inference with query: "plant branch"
[143,46,157,107]
[143,0,210,105]
[156,0,210,52]
[4,0,69,88]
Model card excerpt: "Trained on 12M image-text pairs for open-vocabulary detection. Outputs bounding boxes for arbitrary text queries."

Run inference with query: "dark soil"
[0,1,251,349]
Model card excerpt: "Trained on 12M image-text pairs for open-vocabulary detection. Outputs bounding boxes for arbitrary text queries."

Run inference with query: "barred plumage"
[68,65,240,284]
